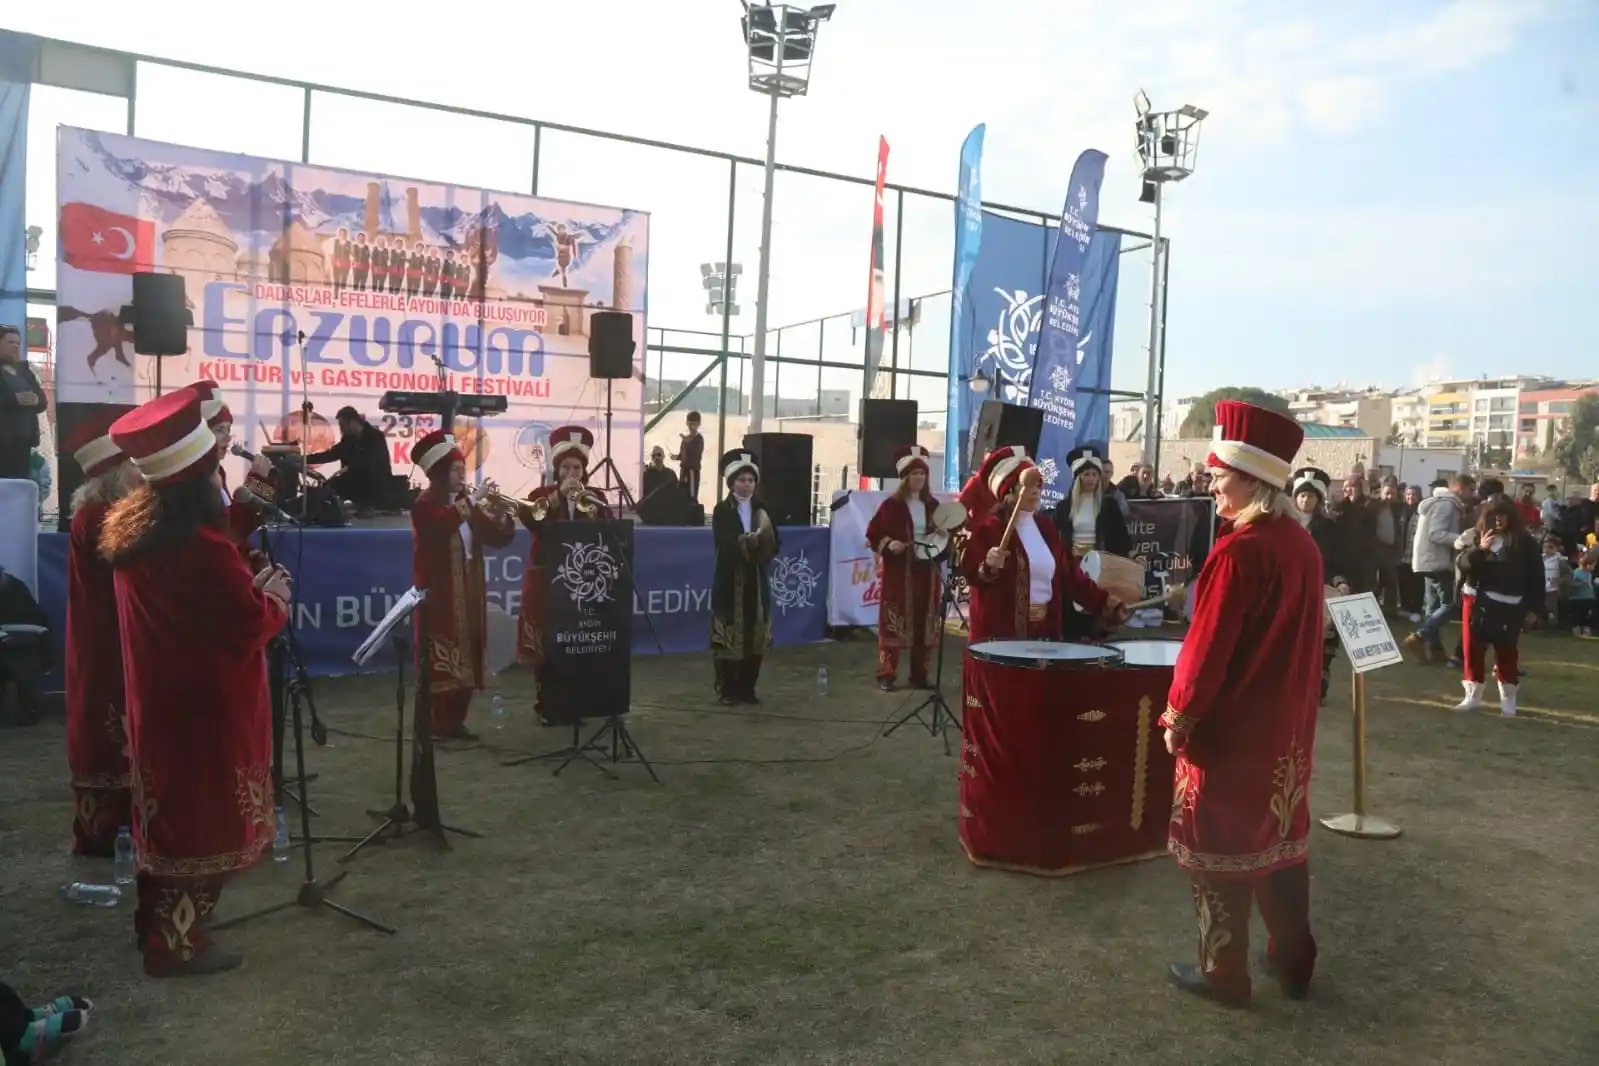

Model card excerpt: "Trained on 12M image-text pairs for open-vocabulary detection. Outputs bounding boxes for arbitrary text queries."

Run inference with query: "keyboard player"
[304,406,393,513]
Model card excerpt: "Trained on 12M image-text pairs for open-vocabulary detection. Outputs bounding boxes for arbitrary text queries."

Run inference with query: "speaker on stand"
[858,398,919,481]
[741,433,814,526]
[119,272,193,396]
[969,399,1044,470]
[586,311,639,510]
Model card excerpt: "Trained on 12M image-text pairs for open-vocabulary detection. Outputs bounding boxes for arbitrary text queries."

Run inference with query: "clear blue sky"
[11,0,1597,409]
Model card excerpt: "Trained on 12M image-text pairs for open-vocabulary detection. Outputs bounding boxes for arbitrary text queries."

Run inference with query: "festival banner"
[34,525,830,679]
[944,124,986,491]
[861,136,891,403]
[1028,149,1109,510]
[1125,496,1214,604]
[947,212,1121,497]
[51,127,649,505]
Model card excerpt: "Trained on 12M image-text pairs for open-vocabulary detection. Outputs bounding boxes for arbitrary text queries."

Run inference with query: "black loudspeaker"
[129,272,190,356]
[742,432,813,526]
[857,398,918,479]
[588,311,636,379]
[969,399,1044,470]
[636,482,703,527]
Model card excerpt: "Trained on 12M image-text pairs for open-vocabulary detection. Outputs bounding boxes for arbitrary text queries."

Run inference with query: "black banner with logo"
[1126,497,1216,601]
[541,520,634,725]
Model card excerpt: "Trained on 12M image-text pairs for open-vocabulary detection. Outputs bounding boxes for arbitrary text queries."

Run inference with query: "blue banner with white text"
[1028,150,1108,510]
[944,124,985,490]
[947,213,1120,497]
[0,35,35,336]
[34,526,830,680]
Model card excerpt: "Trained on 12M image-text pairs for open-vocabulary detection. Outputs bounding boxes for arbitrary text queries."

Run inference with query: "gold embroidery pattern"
[447,530,470,677]
[965,694,982,709]
[1192,884,1234,973]
[882,604,907,644]
[156,884,219,963]
[1013,546,1031,637]
[1074,757,1108,772]
[1171,759,1198,830]
[429,637,466,693]
[1074,782,1105,797]
[1270,744,1309,840]
[130,760,274,878]
[71,772,131,790]
[960,804,974,819]
[131,761,158,853]
[1169,837,1309,875]
[1161,702,1201,735]
[1071,823,1101,835]
[1077,709,1106,723]
[1131,695,1152,830]
[235,764,274,837]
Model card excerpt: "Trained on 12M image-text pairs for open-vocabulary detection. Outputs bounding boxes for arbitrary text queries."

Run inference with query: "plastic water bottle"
[59,882,121,907]
[816,666,829,696]
[490,692,506,729]
[112,826,136,885]
[273,807,292,864]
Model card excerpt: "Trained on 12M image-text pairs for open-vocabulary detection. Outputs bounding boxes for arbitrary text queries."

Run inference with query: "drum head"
[932,500,968,532]
[1108,639,1183,667]
[968,640,1122,669]
[1080,551,1102,581]
[913,530,950,562]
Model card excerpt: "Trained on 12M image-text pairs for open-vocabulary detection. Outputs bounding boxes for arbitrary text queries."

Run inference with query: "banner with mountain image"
[946,211,1121,496]
[52,127,649,503]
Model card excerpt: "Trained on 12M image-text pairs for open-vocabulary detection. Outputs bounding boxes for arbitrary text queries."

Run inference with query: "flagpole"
[1141,183,1164,470]
[749,81,780,435]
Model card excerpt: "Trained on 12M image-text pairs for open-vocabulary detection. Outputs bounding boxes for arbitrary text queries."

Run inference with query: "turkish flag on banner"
[59,202,156,274]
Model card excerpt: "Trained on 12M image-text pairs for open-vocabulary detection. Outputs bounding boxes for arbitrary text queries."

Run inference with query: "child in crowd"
[1571,550,1596,638]
[1543,535,1573,629]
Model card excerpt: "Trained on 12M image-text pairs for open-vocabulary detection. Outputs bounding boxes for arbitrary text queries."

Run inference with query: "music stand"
[884,566,963,756]
[342,587,482,863]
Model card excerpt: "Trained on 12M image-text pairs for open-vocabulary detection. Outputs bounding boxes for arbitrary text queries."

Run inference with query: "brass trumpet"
[480,485,603,521]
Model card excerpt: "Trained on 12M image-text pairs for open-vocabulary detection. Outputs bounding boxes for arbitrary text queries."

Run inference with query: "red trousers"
[876,644,931,684]
[431,689,473,734]
[1188,863,1316,1000]
[135,872,225,977]
[71,785,131,857]
[1459,595,1519,684]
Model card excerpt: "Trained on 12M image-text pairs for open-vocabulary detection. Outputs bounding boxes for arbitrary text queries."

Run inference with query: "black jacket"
[0,362,44,450]
[307,421,392,482]
[1050,493,1131,557]
[1459,531,1545,616]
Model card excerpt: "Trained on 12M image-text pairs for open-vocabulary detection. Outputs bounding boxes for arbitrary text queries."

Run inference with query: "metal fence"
[10,29,1166,514]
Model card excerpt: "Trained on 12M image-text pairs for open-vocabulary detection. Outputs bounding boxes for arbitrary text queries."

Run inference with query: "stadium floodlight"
[740,2,834,432]
[1133,90,1209,471]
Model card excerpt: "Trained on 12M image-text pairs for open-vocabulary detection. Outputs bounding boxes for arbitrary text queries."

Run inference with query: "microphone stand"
[884,564,963,757]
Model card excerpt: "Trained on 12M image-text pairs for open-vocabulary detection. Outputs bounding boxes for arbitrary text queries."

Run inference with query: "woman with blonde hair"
[865,445,942,691]
[1049,443,1132,640]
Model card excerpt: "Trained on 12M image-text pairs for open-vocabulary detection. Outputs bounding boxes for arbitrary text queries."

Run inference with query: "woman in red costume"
[514,425,609,724]
[956,445,1126,641]
[866,444,942,691]
[1157,400,1327,1005]
[100,387,293,978]
[63,411,137,856]
[409,429,516,740]
[189,379,277,552]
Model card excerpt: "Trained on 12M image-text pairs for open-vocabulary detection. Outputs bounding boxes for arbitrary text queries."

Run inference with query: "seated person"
[304,407,392,512]
[642,445,677,501]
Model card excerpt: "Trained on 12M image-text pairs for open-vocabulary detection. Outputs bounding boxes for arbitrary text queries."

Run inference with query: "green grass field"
[3,625,1596,1066]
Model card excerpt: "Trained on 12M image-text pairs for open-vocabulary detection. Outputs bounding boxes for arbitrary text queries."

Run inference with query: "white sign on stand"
[1326,592,1402,673]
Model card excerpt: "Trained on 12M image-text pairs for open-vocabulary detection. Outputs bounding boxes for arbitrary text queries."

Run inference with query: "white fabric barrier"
[0,479,41,599]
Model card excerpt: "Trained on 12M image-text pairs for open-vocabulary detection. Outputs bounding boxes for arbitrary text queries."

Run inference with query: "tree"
[1178,387,1294,438]
[1551,394,1599,478]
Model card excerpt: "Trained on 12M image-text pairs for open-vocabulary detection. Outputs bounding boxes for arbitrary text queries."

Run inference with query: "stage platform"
[33,524,830,679]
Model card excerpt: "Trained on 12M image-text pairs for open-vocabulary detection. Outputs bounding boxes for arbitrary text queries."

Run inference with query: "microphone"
[230,442,260,463]
[234,487,301,526]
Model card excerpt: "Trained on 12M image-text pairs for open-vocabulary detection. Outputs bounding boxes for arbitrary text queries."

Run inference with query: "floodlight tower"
[742,2,835,433]
[1134,91,1208,471]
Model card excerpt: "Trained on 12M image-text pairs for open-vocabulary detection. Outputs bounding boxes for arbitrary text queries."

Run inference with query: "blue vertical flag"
[1027,149,1108,509]
[944,124,985,491]
[0,33,38,338]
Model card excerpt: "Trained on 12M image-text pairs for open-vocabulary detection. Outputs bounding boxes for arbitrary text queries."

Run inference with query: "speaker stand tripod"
[588,378,639,514]
[883,571,963,756]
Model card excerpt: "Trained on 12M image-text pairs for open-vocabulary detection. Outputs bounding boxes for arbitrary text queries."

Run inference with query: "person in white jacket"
[1404,475,1472,660]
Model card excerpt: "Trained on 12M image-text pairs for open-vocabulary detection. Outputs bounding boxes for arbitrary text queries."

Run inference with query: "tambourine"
[912,530,951,562]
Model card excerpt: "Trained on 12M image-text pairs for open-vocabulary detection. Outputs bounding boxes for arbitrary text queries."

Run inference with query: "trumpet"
[480,485,603,521]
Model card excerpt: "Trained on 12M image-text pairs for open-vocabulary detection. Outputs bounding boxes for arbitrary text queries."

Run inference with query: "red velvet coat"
[66,501,128,795]
[958,507,1109,642]
[1160,513,1326,878]
[866,493,942,650]
[411,491,516,694]
[113,526,287,878]
[514,485,610,666]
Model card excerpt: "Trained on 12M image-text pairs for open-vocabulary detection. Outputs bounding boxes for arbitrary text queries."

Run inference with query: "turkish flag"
[60,203,156,274]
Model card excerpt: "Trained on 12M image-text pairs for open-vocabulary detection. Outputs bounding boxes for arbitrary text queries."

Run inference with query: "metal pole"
[1319,669,1402,840]
[749,86,781,435]
[716,159,738,503]
[300,88,312,162]
[1153,235,1170,475]
[888,188,904,398]
[1141,182,1164,468]
[531,124,542,195]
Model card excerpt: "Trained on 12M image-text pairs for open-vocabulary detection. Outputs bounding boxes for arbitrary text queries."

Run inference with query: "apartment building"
[1517,385,1599,456]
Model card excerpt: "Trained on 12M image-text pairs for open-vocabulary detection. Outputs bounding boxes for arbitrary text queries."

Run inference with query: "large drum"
[960,637,1181,876]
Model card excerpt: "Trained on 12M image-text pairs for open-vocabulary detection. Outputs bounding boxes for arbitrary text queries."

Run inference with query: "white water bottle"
[59,882,121,907]
[816,666,829,696]
[273,806,292,864]
[112,826,136,885]
[490,692,506,729]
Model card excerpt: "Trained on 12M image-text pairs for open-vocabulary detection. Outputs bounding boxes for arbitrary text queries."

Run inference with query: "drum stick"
[1125,584,1186,612]
[996,467,1042,557]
